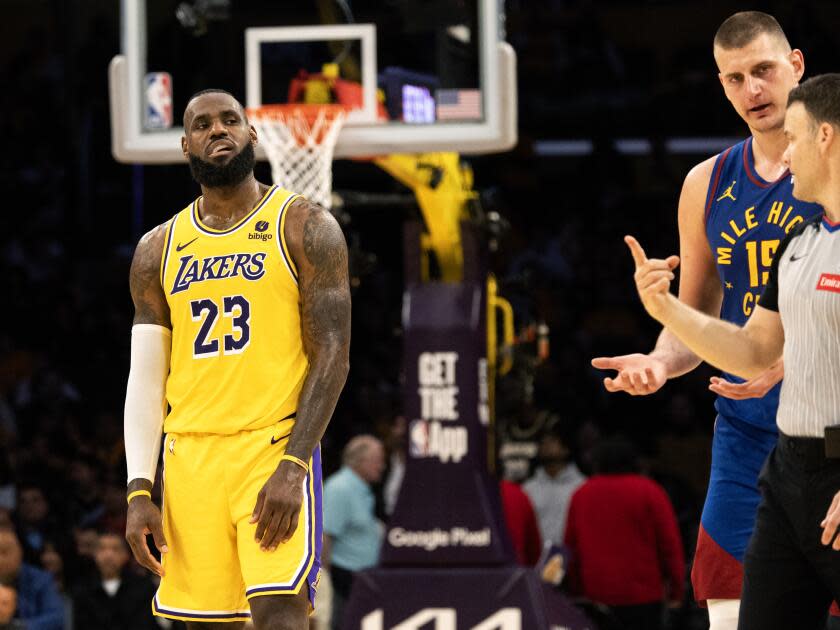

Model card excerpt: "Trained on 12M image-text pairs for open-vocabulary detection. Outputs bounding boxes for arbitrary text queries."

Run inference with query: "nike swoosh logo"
[790,253,807,262]
[270,431,292,445]
[269,411,297,444]
[176,237,198,252]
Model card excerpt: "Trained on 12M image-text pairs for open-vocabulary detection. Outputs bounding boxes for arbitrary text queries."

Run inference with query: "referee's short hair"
[788,74,840,131]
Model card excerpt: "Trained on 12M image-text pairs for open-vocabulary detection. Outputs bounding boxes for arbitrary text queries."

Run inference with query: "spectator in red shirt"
[499,480,542,566]
[565,437,684,630]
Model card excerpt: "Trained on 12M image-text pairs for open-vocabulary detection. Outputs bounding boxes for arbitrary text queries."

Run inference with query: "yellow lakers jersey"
[160,185,307,435]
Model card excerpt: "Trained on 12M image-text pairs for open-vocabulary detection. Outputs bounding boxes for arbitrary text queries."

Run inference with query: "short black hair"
[714,11,790,51]
[183,88,245,126]
[787,74,840,130]
[187,88,239,104]
[540,421,574,449]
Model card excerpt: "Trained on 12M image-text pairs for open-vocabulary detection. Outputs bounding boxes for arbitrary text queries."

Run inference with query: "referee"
[624,73,840,630]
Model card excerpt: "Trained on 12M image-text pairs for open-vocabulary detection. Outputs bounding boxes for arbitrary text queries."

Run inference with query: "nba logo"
[409,420,429,458]
[144,72,173,130]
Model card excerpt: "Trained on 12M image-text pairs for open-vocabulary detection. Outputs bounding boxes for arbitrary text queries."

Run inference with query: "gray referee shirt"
[761,214,840,437]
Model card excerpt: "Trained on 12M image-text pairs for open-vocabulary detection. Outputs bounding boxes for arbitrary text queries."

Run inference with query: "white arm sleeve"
[124,324,171,484]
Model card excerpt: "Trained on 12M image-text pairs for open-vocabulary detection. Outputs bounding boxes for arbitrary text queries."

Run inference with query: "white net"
[249,105,346,209]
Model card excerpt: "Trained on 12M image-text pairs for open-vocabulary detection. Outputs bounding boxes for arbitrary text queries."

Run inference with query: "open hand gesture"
[709,360,784,400]
[591,353,668,395]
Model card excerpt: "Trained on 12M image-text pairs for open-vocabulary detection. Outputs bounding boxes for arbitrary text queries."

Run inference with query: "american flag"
[436,89,483,121]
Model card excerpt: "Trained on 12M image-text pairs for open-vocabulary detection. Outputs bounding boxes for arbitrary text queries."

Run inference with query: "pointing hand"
[625,235,680,322]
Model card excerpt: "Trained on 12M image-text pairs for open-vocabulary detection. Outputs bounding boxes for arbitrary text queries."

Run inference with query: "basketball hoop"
[247,104,347,209]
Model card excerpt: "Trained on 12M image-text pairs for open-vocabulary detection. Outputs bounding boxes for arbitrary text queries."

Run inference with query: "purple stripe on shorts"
[153,595,251,620]
[245,444,323,603]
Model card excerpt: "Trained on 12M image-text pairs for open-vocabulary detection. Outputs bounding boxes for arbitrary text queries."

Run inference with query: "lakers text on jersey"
[160,185,307,435]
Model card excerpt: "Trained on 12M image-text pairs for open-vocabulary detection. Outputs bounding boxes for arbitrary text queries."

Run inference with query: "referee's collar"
[822,214,840,233]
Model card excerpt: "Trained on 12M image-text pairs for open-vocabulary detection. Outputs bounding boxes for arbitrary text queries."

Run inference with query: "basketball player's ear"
[817,122,834,155]
[249,123,258,145]
[181,107,194,158]
[789,48,805,82]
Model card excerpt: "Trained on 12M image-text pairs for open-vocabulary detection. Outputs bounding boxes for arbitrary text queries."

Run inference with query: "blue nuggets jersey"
[704,137,822,430]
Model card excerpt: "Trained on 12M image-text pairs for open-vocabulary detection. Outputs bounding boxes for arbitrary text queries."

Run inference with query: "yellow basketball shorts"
[151,423,323,623]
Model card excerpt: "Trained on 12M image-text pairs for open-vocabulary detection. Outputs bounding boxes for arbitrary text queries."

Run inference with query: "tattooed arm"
[125,224,172,576]
[251,197,351,551]
[285,197,352,465]
[129,224,172,328]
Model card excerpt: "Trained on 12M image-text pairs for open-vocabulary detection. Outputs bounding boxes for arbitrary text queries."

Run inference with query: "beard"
[188,141,256,188]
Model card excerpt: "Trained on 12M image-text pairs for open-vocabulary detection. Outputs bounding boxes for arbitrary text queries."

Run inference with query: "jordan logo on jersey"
[717,181,737,202]
[171,252,267,294]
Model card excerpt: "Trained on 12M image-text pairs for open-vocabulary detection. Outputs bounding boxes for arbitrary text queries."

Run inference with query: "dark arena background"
[3,1,840,629]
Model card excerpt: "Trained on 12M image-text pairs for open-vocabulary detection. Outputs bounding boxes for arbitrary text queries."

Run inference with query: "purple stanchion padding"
[540,583,597,630]
[341,567,594,630]
[344,275,580,626]
[379,283,513,566]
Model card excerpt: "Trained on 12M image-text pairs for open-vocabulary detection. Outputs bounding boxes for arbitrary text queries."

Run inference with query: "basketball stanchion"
[339,212,591,628]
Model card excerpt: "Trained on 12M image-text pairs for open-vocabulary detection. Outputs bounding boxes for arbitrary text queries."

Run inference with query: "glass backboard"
[109,0,516,163]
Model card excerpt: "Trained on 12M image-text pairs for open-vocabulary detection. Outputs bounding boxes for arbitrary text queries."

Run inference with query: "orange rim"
[247,104,348,145]
[246,103,347,123]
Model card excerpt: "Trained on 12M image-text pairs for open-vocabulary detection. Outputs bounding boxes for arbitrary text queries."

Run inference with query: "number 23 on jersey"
[190,295,251,358]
